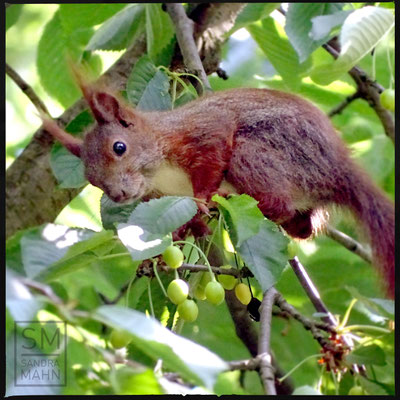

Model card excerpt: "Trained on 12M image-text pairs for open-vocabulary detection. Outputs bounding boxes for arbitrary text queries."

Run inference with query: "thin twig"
[20,277,64,305]
[289,257,363,373]
[325,225,372,264]
[328,91,361,117]
[274,290,335,349]
[258,287,279,395]
[228,358,260,371]
[6,63,49,115]
[180,263,243,276]
[289,257,337,326]
[165,3,211,93]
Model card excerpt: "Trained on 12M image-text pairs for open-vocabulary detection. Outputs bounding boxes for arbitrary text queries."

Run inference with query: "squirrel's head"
[41,75,161,203]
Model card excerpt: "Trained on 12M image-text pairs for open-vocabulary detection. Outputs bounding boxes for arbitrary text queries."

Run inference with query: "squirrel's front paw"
[196,200,211,216]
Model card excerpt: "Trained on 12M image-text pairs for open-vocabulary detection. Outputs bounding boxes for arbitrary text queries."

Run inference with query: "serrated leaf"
[310,10,353,41]
[6,4,23,31]
[37,11,96,108]
[86,4,145,51]
[127,55,172,110]
[100,193,140,230]
[213,194,263,247]
[310,6,394,85]
[346,344,386,366]
[238,219,289,292]
[145,4,175,62]
[59,4,127,33]
[94,305,228,389]
[285,3,344,62]
[227,3,278,36]
[127,197,198,235]
[247,17,311,90]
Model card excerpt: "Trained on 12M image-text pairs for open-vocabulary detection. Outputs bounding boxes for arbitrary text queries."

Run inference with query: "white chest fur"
[150,161,237,197]
[151,161,194,196]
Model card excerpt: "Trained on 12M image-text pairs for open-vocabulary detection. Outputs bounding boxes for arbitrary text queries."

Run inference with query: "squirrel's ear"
[91,92,122,123]
[40,114,83,158]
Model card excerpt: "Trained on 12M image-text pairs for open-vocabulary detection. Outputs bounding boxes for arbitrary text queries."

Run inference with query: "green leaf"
[345,286,394,320]
[117,224,171,261]
[49,110,93,188]
[227,3,278,35]
[59,4,127,33]
[50,145,86,188]
[247,17,311,90]
[94,305,228,389]
[114,368,162,395]
[174,85,198,107]
[285,3,344,63]
[145,4,175,62]
[65,109,95,133]
[37,11,96,108]
[310,6,394,85]
[86,4,145,51]
[6,4,23,31]
[212,194,263,247]
[127,196,198,235]
[310,10,353,41]
[6,269,42,322]
[359,375,390,396]
[292,386,322,395]
[19,224,113,281]
[100,193,140,230]
[346,344,386,366]
[238,219,289,292]
[126,55,172,110]
[117,196,197,261]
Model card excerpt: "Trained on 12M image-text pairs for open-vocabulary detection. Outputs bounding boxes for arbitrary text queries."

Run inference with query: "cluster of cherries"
[163,245,252,323]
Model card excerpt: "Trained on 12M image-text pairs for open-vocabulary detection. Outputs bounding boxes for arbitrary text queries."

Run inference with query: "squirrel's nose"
[109,189,130,203]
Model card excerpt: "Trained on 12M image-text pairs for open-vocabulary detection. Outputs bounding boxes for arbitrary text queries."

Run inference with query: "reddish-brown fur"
[42,83,395,298]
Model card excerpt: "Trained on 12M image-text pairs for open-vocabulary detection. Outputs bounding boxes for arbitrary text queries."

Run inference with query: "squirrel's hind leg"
[253,193,314,239]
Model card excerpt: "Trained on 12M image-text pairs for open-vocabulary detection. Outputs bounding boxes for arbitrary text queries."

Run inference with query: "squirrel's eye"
[113,141,126,156]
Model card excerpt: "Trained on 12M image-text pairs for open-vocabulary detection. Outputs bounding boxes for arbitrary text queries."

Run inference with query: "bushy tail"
[343,169,395,298]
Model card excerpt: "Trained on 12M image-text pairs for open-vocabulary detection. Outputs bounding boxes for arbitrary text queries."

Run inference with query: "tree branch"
[328,90,361,117]
[165,3,211,93]
[324,40,394,143]
[258,287,279,395]
[6,63,49,115]
[325,225,372,264]
[289,257,337,326]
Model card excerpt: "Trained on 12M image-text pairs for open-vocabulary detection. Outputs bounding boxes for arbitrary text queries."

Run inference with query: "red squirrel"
[41,77,395,298]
